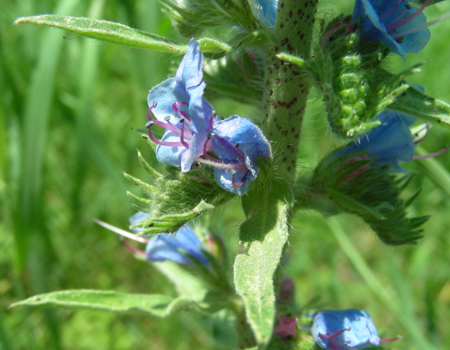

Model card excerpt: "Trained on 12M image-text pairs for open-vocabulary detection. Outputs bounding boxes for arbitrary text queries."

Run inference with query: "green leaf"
[388,86,450,128]
[155,261,208,301]
[10,290,180,317]
[14,15,230,56]
[234,179,292,348]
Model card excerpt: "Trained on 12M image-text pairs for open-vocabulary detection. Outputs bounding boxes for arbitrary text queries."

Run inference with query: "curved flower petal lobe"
[339,110,416,171]
[211,116,271,195]
[352,0,430,60]
[146,39,215,172]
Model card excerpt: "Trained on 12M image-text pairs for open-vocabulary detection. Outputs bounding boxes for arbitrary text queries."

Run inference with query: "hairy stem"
[262,0,318,184]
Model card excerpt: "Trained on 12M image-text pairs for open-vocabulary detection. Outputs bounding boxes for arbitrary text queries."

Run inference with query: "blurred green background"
[2,0,450,349]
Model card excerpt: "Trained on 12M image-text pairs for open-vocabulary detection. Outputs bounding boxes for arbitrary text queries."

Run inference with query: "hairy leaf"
[15,15,230,56]
[234,179,292,348]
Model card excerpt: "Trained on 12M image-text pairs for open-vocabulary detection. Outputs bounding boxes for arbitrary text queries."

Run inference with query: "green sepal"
[296,151,427,245]
[14,15,230,57]
[234,178,293,348]
[388,85,450,128]
[125,150,234,234]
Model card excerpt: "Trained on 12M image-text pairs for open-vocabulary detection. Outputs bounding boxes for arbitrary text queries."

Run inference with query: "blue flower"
[352,0,430,60]
[253,0,278,27]
[146,39,217,172]
[208,116,272,195]
[145,39,272,195]
[311,309,399,349]
[339,110,416,172]
[129,212,209,266]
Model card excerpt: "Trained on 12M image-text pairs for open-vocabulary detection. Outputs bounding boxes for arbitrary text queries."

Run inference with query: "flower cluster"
[311,309,399,349]
[352,0,431,60]
[146,39,271,195]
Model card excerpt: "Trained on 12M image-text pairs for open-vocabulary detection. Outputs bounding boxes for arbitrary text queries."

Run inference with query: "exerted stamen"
[412,146,450,160]
[213,135,245,160]
[147,123,186,147]
[386,0,429,33]
[172,102,191,121]
[202,139,218,161]
[122,238,146,256]
[379,0,403,22]
[147,108,181,134]
[322,22,355,45]
[392,12,450,38]
[232,172,248,188]
[379,336,402,343]
[180,123,190,149]
[318,328,350,340]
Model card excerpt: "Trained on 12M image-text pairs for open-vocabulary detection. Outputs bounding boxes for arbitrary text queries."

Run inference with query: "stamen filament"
[148,124,186,147]
[392,12,450,38]
[180,123,190,149]
[232,172,248,188]
[122,238,146,256]
[319,328,350,340]
[147,108,181,134]
[379,0,403,22]
[412,146,450,160]
[213,135,245,160]
[379,336,402,343]
[387,0,429,33]
[172,102,191,121]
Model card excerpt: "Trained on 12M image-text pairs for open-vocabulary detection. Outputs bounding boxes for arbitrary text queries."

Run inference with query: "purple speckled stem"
[261,0,318,184]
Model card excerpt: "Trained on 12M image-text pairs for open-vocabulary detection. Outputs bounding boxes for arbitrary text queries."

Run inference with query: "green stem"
[262,0,318,184]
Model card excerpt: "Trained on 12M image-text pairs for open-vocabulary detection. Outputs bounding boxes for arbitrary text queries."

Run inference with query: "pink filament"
[213,135,245,160]
[232,172,249,188]
[412,146,450,160]
[319,328,350,340]
[172,102,191,121]
[146,106,192,148]
[147,124,185,147]
[180,123,190,149]
[379,0,403,22]
[379,336,401,343]
[122,239,146,256]
[322,22,355,46]
[386,0,429,33]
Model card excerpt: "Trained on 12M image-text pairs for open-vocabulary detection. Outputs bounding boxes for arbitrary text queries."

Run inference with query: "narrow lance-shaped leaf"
[9,290,202,317]
[234,179,292,348]
[388,86,450,128]
[14,15,231,56]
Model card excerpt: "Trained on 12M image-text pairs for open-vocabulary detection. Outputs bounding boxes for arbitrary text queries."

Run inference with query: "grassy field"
[2,0,450,349]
